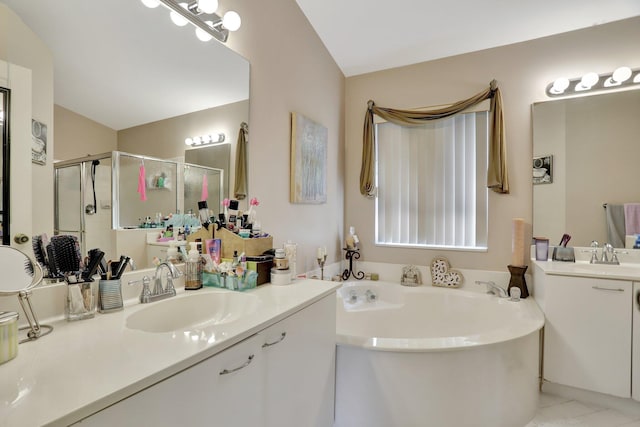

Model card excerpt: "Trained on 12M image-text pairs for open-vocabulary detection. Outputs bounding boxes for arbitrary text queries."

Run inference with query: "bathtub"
[335,280,545,427]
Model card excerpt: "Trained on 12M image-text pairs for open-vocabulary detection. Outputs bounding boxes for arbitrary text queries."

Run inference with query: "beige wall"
[344,16,640,271]
[226,0,345,274]
[0,4,54,238]
[54,104,117,160]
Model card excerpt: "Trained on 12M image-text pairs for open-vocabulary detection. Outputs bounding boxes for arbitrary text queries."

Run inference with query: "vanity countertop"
[0,280,340,427]
[533,259,640,281]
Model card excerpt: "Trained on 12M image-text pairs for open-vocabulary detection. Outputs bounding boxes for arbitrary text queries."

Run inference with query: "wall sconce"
[141,0,241,43]
[185,133,226,147]
[547,66,640,97]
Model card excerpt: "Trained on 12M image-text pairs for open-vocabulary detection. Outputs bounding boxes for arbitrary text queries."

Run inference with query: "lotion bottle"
[185,242,203,290]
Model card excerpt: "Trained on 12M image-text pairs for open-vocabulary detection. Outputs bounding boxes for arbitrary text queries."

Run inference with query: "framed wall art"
[533,155,552,184]
[31,119,47,165]
[290,112,327,204]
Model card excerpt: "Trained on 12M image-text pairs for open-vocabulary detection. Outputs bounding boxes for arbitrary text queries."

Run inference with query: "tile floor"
[527,393,640,427]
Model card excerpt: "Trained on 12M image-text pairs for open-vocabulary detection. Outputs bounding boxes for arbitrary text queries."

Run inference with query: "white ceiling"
[2,0,249,130]
[4,0,640,130]
[294,0,640,77]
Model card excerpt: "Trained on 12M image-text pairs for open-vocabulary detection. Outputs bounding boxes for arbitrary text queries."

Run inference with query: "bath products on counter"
[274,248,289,270]
[346,226,360,251]
[185,242,203,290]
[0,311,19,365]
[284,241,297,278]
[166,241,182,264]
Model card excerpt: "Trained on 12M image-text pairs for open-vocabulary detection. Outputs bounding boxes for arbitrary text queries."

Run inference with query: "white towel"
[624,203,640,235]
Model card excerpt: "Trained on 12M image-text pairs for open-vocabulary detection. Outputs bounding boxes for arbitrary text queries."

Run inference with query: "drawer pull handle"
[591,286,624,292]
[262,332,287,348]
[219,354,254,375]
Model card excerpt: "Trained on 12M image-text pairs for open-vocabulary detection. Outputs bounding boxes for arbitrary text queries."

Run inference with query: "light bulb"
[198,0,218,14]
[550,77,569,94]
[222,11,241,31]
[141,0,160,8]
[170,3,189,26]
[193,136,202,145]
[196,22,213,42]
[202,134,212,143]
[612,66,632,83]
[185,137,193,146]
[579,72,599,89]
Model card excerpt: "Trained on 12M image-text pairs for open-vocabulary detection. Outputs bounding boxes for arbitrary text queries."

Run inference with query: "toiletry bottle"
[166,241,180,264]
[232,250,239,268]
[185,242,203,290]
[346,226,360,250]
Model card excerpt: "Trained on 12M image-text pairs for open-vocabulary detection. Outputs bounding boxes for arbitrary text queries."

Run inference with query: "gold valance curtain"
[234,122,248,200]
[360,79,509,196]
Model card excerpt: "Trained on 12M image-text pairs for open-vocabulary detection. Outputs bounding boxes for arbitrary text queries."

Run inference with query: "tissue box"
[216,227,273,259]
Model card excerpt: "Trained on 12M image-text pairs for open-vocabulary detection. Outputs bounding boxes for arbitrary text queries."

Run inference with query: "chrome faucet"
[589,242,621,265]
[128,262,182,304]
[475,280,508,298]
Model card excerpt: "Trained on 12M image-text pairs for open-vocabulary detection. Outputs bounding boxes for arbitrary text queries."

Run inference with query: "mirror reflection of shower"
[85,159,100,215]
[54,151,224,267]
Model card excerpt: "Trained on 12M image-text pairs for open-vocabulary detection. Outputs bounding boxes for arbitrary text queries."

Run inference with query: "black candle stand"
[507,264,529,299]
[342,249,365,281]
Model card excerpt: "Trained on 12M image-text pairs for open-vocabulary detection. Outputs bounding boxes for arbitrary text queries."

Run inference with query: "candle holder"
[316,254,327,280]
[507,265,529,299]
[342,249,365,281]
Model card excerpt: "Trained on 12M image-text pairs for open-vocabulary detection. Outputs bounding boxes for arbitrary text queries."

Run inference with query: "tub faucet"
[475,280,508,298]
[365,289,377,302]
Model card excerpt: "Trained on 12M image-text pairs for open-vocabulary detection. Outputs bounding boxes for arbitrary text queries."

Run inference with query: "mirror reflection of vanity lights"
[185,133,226,146]
[0,246,54,343]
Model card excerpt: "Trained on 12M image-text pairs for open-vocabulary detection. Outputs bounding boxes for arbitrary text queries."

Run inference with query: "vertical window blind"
[375,111,489,249]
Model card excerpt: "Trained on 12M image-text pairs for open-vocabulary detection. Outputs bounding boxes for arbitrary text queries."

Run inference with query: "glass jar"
[274,248,289,270]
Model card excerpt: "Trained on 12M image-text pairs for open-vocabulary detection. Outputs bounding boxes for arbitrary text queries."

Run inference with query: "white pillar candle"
[511,218,525,266]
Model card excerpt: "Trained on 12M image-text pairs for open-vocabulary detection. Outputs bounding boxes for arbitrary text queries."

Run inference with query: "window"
[375,110,488,250]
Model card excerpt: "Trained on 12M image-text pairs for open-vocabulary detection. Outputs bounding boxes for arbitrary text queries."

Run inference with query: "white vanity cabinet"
[78,294,335,426]
[262,291,336,427]
[543,275,632,398]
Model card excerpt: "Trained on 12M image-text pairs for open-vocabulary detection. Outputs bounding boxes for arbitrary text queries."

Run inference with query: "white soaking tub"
[335,280,545,427]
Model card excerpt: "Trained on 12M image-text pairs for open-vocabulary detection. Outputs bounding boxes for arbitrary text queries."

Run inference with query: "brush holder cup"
[65,282,97,321]
[98,279,124,313]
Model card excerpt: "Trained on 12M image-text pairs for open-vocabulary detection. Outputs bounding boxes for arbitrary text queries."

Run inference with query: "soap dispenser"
[166,241,181,264]
[184,242,203,290]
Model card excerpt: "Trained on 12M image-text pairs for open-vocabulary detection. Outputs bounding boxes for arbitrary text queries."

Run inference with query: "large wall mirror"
[3,0,249,193]
[3,0,249,261]
[533,89,640,248]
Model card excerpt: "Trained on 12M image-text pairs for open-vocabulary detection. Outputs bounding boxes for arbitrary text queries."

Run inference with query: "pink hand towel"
[623,203,640,234]
[137,163,147,201]
[201,174,208,201]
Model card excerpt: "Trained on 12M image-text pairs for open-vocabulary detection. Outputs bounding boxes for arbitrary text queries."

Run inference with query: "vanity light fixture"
[185,133,226,147]
[546,66,640,97]
[141,0,241,43]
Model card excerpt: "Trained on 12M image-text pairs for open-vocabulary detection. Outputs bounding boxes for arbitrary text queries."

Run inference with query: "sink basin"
[126,290,259,333]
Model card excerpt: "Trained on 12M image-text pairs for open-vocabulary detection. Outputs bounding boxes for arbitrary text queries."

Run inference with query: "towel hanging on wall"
[624,203,640,235]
